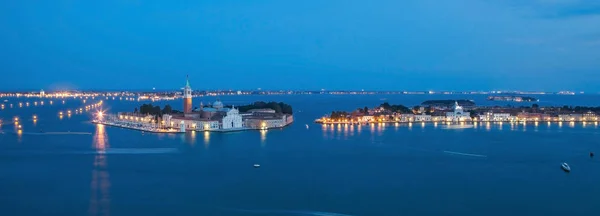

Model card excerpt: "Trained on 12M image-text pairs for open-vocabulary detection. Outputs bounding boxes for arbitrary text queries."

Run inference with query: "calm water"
[1,95,600,216]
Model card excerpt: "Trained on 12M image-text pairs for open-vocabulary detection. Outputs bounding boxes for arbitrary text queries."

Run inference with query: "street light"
[97,111,104,120]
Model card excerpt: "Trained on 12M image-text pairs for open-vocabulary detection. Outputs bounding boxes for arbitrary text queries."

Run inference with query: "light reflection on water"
[185,131,196,146]
[343,124,349,139]
[203,131,210,148]
[317,121,600,139]
[89,124,110,216]
[260,129,267,147]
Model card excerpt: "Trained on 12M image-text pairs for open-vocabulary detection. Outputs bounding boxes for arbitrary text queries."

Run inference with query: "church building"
[446,101,471,122]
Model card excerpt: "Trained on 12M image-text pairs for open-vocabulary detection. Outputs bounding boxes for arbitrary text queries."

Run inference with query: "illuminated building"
[183,76,193,114]
[446,101,471,122]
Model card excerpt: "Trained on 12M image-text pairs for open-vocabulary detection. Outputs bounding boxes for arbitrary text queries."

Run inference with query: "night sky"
[1,0,599,91]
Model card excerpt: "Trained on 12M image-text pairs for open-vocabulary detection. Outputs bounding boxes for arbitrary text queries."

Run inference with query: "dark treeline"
[135,104,181,117]
[354,102,412,114]
[331,102,412,119]
[379,102,412,114]
[561,106,600,112]
[236,101,293,114]
[330,111,350,119]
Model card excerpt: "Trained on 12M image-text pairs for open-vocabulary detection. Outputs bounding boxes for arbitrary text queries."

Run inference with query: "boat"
[591,152,595,158]
[253,164,260,168]
[3,100,7,102]
[561,163,571,172]
[305,124,309,129]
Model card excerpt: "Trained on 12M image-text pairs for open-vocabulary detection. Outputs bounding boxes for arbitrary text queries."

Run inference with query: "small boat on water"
[591,152,595,158]
[3,100,7,102]
[561,163,571,172]
[253,164,260,168]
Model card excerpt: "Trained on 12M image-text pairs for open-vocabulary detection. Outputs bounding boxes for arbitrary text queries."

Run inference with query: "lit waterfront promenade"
[92,113,182,133]
[314,117,600,125]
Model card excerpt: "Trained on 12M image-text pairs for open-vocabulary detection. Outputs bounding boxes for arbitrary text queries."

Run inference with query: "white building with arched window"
[222,106,243,129]
[446,101,471,121]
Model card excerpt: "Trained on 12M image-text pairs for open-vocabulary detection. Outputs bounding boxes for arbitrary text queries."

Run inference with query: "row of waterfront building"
[96,77,293,133]
[106,107,293,133]
[317,102,599,124]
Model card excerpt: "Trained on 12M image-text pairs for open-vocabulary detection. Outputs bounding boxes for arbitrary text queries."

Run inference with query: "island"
[316,100,600,124]
[487,95,538,102]
[421,99,475,109]
[93,76,294,133]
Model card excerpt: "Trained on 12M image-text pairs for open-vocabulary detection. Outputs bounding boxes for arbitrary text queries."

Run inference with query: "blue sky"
[0,0,599,91]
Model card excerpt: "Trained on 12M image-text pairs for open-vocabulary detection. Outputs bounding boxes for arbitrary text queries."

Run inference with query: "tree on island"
[162,104,173,114]
[379,103,410,114]
[330,111,350,120]
[137,104,181,117]
[470,111,479,119]
[236,101,293,114]
[381,103,391,110]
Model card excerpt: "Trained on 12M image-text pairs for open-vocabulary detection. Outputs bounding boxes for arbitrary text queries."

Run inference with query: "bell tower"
[183,75,192,113]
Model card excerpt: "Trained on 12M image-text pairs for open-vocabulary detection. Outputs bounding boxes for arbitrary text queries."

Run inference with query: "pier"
[93,119,183,133]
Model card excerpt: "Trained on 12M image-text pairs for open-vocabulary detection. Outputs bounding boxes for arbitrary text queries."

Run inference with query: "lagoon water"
[1,94,600,216]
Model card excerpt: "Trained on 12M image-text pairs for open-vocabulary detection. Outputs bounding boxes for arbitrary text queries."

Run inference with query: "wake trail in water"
[443,151,487,158]
[220,207,354,216]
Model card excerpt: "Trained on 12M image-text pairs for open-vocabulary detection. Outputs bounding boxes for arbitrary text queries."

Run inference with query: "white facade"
[263,119,285,128]
[163,114,219,131]
[401,114,415,122]
[558,114,571,121]
[414,114,432,121]
[244,114,293,129]
[493,113,511,121]
[163,103,244,131]
[222,107,243,129]
[446,101,471,121]
[361,116,375,122]
[479,112,512,121]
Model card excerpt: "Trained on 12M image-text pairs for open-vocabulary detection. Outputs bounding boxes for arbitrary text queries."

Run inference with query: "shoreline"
[315,120,600,124]
[93,120,292,133]
[92,120,183,133]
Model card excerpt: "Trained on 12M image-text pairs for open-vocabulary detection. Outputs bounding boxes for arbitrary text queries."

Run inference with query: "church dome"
[453,101,464,114]
[213,100,224,109]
